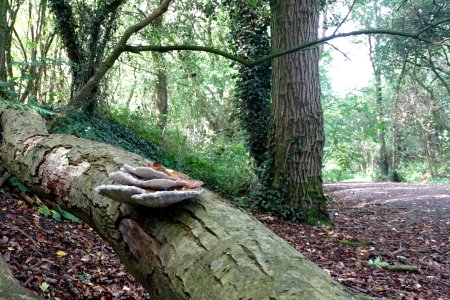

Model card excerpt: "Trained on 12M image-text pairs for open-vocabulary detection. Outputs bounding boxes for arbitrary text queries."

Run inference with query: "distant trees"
[2,0,447,220]
[323,0,449,180]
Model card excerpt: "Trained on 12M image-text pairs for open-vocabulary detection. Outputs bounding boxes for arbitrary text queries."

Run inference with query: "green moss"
[48,109,164,163]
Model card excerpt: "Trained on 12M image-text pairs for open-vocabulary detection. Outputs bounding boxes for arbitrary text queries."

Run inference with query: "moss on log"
[0,108,356,299]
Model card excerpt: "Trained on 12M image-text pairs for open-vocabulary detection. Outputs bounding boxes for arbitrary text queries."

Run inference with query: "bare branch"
[325,42,351,61]
[332,0,356,36]
[126,28,436,67]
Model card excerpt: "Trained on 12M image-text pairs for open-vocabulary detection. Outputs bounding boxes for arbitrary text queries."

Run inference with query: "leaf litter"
[1,182,449,299]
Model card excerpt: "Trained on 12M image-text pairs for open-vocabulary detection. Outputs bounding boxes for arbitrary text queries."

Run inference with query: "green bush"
[49,109,164,163]
[50,107,254,198]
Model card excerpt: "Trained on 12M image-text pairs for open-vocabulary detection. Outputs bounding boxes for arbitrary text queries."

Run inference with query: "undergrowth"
[49,107,254,197]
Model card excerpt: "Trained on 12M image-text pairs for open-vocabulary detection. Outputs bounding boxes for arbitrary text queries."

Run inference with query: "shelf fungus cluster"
[95,163,204,208]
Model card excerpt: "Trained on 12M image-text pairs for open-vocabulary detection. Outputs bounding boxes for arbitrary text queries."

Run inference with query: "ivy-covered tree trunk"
[48,0,126,111]
[268,0,329,224]
[229,0,271,170]
[0,108,356,299]
[0,0,8,93]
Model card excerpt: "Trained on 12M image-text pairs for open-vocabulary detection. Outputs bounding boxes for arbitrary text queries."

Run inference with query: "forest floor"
[0,182,449,299]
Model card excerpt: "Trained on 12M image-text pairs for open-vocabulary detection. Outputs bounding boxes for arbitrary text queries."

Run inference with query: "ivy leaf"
[8,177,29,192]
[51,210,61,221]
[38,205,51,218]
[56,205,80,222]
[39,282,49,292]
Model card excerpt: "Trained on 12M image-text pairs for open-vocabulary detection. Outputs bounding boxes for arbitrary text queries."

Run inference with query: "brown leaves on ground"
[256,182,450,300]
[0,188,149,299]
[1,182,449,299]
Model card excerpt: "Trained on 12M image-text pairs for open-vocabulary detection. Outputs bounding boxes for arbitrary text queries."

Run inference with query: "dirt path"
[325,182,450,222]
[259,182,450,300]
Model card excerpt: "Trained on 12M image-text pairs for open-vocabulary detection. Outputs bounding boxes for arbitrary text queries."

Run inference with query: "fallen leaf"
[39,282,50,292]
[56,250,68,257]
[373,285,385,292]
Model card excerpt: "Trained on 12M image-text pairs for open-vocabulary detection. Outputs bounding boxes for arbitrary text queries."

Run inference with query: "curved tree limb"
[69,0,173,107]
[125,28,440,68]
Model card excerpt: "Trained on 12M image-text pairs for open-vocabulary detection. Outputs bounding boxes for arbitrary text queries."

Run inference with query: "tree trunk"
[0,0,8,86]
[368,36,389,177]
[0,254,44,299]
[229,0,271,170]
[152,52,168,131]
[268,0,329,224]
[0,108,356,299]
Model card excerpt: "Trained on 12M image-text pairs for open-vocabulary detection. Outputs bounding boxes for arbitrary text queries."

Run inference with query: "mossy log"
[384,264,419,272]
[0,108,356,299]
[338,240,375,247]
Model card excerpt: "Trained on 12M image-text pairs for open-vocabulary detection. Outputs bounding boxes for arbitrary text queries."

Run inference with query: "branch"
[126,29,435,67]
[417,17,450,36]
[70,0,173,106]
[332,0,356,36]
[125,44,249,65]
[325,42,351,61]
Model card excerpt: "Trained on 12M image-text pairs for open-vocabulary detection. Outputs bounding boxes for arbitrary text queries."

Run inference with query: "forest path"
[324,182,450,222]
[260,182,450,299]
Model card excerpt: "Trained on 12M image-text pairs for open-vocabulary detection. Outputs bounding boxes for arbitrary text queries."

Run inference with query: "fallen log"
[0,108,356,299]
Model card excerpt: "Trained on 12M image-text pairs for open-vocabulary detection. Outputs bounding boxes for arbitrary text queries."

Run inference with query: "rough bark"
[0,108,356,299]
[0,0,8,84]
[0,254,44,299]
[268,0,329,224]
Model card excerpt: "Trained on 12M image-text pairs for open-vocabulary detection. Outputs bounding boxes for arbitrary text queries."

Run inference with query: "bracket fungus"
[95,163,204,208]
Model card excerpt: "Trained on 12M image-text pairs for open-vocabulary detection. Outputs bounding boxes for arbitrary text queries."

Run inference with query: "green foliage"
[8,177,29,192]
[39,282,50,292]
[251,185,305,221]
[56,205,80,222]
[37,204,80,222]
[367,257,390,269]
[0,98,55,117]
[323,169,372,182]
[427,177,450,184]
[50,109,164,162]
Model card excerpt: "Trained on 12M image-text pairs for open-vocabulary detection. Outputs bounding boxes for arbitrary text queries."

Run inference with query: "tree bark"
[268,0,329,224]
[0,108,356,299]
[0,0,8,84]
[369,49,389,177]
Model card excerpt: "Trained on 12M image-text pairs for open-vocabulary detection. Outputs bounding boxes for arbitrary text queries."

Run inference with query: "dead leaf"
[56,250,68,257]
